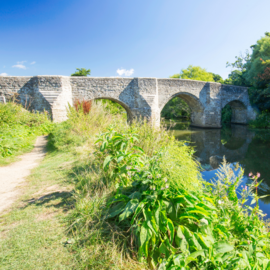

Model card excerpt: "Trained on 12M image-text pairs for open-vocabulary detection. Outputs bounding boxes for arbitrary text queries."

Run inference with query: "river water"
[169,121,270,217]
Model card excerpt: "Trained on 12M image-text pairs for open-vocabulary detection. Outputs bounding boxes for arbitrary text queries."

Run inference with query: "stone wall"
[0,76,256,127]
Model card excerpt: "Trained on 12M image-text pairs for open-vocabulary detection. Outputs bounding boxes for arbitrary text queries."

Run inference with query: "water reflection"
[169,121,270,214]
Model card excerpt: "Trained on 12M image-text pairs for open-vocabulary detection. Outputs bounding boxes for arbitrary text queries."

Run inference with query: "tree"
[224,51,250,86]
[210,73,224,83]
[170,65,215,82]
[225,33,270,112]
[71,68,91,76]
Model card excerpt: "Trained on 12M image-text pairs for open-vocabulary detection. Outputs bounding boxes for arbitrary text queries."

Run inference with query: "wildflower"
[165,184,169,189]
[126,166,131,170]
[153,187,156,191]
[149,187,152,190]
[218,200,223,204]
[156,174,161,179]
[257,172,261,178]
[249,172,253,177]
[200,218,208,225]
[245,186,247,191]
[127,172,131,176]
[161,187,165,190]
[148,175,152,179]
[164,178,168,183]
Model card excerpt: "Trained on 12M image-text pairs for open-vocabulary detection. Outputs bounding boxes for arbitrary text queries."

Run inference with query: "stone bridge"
[0,76,256,128]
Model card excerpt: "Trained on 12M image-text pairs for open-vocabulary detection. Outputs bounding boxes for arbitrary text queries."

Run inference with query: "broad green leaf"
[106,201,126,219]
[214,241,234,254]
[175,226,188,252]
[251,198,256,205]
[167,219,174,243]
[119,199,139,221]
[103,155,113,171]
[117,156,124,163]
[128,191,142,200]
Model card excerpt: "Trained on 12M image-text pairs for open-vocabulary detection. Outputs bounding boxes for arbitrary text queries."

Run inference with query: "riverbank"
[1,102,270,269]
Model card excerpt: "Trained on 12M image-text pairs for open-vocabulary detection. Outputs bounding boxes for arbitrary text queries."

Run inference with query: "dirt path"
[0,136,47,214]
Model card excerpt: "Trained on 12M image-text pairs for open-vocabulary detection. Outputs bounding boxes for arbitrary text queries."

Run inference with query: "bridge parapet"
[0,76,256,127]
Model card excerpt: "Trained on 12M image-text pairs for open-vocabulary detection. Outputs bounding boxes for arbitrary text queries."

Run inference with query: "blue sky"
[1,0,270,79]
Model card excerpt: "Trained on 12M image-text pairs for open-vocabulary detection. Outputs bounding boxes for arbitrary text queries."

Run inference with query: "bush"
[249,111,270,129]
[0,102,53,160]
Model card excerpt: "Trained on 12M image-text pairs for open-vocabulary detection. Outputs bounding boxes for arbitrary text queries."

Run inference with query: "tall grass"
[0,102,53,164]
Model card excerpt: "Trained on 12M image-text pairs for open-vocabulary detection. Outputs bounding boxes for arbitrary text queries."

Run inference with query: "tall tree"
[71,68,91,76]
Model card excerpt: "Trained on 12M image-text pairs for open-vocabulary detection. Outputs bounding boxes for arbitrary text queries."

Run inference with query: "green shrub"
[249,111,270,129]
[0,102,53,161]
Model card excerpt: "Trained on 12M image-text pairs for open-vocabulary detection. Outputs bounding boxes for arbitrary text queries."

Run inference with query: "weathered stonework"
[0,76,256,128]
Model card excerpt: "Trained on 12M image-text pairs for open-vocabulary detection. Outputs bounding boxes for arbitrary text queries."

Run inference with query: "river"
[169,121,270,217]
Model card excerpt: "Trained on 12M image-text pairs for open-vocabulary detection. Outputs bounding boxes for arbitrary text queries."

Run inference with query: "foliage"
[170,65,215,82]
[226,33,270,113]
[71,68,91,76]
[0,102,52,161]
[221,104,232,124]
[210,73,224,83]
[249,111,270,129]
[161,97,191,119]
[47,101,127,151]
[90,129,270,269]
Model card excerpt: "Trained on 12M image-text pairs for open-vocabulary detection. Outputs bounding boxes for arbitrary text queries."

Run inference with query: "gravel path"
[0,136,47,214]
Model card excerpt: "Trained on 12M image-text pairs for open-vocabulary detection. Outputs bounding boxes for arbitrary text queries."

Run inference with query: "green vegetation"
[1,102,270,269]
[170,65,215,82]
[161,97,190,119]
[221,104,232,124]
[71,68,91,76]
[225,32,270,128]
[0,102,52,165]
[167,33,270,127]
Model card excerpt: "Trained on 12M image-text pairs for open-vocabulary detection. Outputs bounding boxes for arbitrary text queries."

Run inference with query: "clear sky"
[1,0,270,79]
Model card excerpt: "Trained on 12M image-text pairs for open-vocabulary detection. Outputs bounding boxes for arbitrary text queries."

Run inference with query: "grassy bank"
[0,102,53,165]
[1,102,270,269]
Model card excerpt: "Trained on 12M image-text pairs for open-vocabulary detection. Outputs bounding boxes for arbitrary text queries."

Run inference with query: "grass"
[0,151,78,269]
[0,102,53,166]
[2,101,269,269]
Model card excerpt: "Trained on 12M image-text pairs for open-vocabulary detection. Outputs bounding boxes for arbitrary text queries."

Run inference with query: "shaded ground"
[0,136,47,214]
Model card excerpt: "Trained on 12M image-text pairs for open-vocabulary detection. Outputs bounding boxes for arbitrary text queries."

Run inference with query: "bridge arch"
[160,92,205,127]
[222,100,247,124]
[80,97,133,123]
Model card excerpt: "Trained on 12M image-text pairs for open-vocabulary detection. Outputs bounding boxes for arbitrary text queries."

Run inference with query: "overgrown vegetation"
[0,102,52,164]
[47,103,270,269]
[1,101,270,269]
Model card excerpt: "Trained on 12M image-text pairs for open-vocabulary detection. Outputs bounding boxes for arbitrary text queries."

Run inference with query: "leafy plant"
[94,129,270,269]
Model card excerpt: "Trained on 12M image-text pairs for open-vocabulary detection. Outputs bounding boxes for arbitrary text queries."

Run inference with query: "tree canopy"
[226,32,270,111]
[170,65,215,82]
[71,68,91,76]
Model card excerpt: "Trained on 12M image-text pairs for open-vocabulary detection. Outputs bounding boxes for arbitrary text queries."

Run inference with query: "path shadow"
[23,191,75,212]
